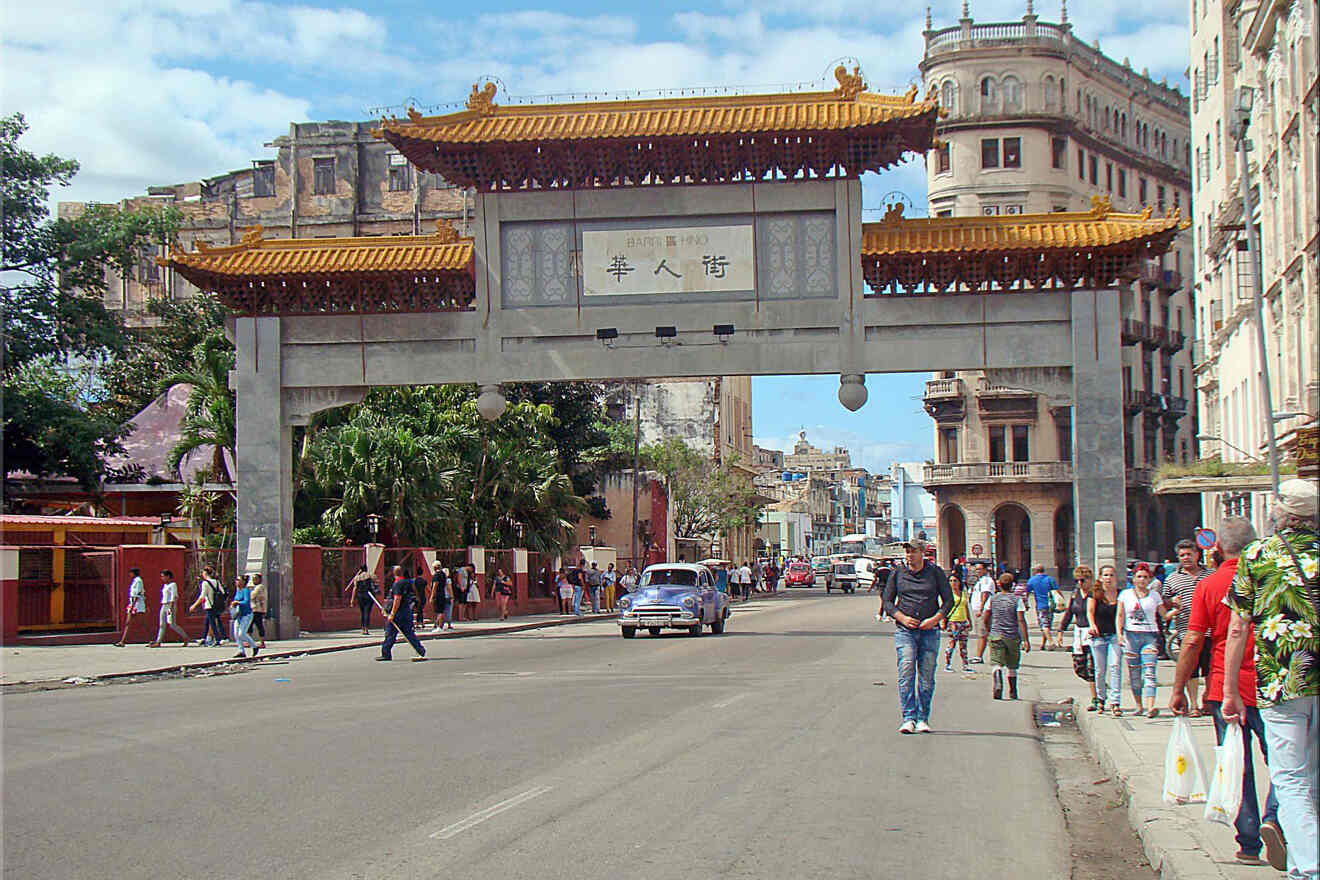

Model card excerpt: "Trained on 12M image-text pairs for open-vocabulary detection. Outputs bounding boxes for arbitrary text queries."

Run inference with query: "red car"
[785,562,815,588]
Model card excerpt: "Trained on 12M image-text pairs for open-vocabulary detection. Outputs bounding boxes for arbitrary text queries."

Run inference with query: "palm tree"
[163,332,235,483]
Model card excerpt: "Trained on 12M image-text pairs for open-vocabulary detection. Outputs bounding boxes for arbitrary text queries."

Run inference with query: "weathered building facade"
[919,6,1201,572]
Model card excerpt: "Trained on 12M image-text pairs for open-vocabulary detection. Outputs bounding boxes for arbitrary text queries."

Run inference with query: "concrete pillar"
[1030,501,1057,578]
[1071,290,1127,570]
[234,316,299,639]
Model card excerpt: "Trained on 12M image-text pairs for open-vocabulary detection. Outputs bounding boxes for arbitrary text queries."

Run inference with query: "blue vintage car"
[617,563,731,638]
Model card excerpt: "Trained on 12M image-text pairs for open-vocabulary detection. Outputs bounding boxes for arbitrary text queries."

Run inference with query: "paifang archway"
[164,71,1185,635]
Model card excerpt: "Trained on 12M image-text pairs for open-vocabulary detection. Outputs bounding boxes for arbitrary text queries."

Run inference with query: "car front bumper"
[618,610,700,628]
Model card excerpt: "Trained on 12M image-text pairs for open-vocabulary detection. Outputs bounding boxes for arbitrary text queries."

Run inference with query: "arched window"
[1001,75,1024,112]
[1042,75,1058,110]
[941,79,958,114]
[1121,112,1127,139]
[1113,109,1119,131]
[980,76,999,114]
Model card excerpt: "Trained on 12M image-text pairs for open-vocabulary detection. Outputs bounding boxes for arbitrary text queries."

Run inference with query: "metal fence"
[15,546,117,629]
[320,547,367,609]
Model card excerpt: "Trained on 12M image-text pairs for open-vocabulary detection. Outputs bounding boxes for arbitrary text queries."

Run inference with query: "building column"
[1071,290,1127,570]
[234,316,299,639]
[1029,499,1057,579]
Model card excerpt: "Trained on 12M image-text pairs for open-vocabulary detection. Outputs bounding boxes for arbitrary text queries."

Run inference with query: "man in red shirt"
[1169,517,1282,869]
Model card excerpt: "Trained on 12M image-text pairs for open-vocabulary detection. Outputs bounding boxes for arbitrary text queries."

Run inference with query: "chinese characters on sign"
[582,225,755,296]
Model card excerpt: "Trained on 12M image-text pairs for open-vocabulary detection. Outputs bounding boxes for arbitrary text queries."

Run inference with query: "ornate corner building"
[918,3,1202,574]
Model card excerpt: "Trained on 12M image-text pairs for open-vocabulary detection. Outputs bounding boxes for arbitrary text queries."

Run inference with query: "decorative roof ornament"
[833,65,867,100]
[240,225,264,246]
[1089,194,1113,217]
[881,202,906,224]
[407,106,424,123]
[1141,205,1153,219]
[961,0,970,18]
[1026,0,1034,16]
[904,83,919,103]
[433,219,460,243]
[466,81,498,116]
[925,6,932,29]
[1060,0,1068,25]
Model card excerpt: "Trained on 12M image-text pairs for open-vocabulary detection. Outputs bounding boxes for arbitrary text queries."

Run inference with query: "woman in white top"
[1115,563,1172,718]
[115,567,148,647]
[147,569,191,648]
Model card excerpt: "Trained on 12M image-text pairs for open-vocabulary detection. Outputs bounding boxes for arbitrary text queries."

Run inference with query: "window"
[387,153,411,191]
[1077,148,1085,179]
[940,80,957,114]
[1043,76,1058,110]
[1139,177,1148,203]
[138,246,159,282]
[934,141,951,174]
[981,138,1000,168]
[1052,205,1067,212]
[1057,420,1072,462]
[936,209,953,217]
[1193,68,1200,112]
[1118,169,1127,197]
[1011,425,1030,462]
[980,76,999,114]
[1157,185,1166,213]
[989,426,1007,462]
[312,157,335,195]
[1051,136,1067,169]
[1088,154,1098,185]
[939,427,959,464]
[1002,137,1021,168]
[1002,76,1024,112]
[252,161,275,197]
[1106,162,1113,191]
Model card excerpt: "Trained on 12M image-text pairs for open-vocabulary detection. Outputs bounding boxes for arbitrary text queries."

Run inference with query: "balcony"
[1125,388,1159,414]
[975,379,1037,421]
[923,461,1073,487]
[1138,262,1162,286]
[1126,466,1154,486]
[1158,270,1182,292]
[1122,319,1162,348]
[923,378,966,422]
[1160,329,1186,353]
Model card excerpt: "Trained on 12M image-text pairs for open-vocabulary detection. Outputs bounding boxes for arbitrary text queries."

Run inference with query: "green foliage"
[1153,457,1297,483]
[641,439,764,541]
[175,474,235,549]
[161,332,236,482]
[293,523,345,546]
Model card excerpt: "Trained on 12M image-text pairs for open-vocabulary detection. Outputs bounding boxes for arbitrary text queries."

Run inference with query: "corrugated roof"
[1,515,161,527]
[862,200,1187,255]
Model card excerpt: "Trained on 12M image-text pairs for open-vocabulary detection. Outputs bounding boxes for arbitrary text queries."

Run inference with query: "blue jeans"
[203,608,225,644]
[1261,696,1318,879]
[894,626,941,723]
[233,612,257,654]
[572,585,583,615]
[589,586,601,613]
[1207,700,1280,857]
[1123,630,1159,702]
[1090,634,1121,708]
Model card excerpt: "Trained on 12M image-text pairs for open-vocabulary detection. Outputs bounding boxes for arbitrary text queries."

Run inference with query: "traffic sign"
[971,543,984,556]
[1194,528,1217,550]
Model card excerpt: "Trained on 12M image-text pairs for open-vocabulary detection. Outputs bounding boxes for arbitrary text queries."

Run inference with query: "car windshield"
[789,564,811,573]
[641,569,698,587]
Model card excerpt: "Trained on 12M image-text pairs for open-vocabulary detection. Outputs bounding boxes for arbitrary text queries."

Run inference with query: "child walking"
[943,574,971,672]
[981,572,1030,700]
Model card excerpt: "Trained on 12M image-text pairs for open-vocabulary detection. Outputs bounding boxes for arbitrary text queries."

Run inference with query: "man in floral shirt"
[1223,479,1319,880]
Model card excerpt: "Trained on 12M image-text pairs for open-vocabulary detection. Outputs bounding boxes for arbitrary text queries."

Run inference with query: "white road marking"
[712,693,748,709]
[429,786,554,840]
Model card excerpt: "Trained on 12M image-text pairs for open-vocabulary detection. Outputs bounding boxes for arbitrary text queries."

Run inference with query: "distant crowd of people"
[115,565,267,659]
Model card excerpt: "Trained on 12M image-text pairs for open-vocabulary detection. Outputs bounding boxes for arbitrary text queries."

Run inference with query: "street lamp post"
[1196,433,1263,462]
[1231,86,1282,498]
[365,513,381,544]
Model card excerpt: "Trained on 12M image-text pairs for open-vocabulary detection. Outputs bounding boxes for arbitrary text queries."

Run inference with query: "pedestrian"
[737,560,752,601]
[942,573,971,672]
[569,560,585,615]
[492,567,513,620]
[620,566,639,596]
[249,573,267,649]
[714,561,729,594]
[1222,480,1318,880]
[982,572,1030,700]
[1026,563,1059,651]
[412,569,428,627]
[1061,565,1097,710]
[1163,537,1212,713]
[147,569,190,647]
[465,563,482,619]
[229,575,259,659]
[970,562,996,664]
[751,558,763,594]
[377,565,427,662]
[1088,564,1123,714]
[1117,562,1171,718]
[881,538,954,734]
[603,562,618,611]
[115,566,148,647]
[450,564,466,622]
[586,562,603,613]
[1169,516,1283,869]
[188,565,225,647]
[556,568,573,614]
[428,562,451,630]
[348,565,377,634]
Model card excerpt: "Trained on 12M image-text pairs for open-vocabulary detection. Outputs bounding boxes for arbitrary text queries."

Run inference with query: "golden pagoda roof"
[379,78,938,146]
[161,223,473,279]
[861,197,1188,255]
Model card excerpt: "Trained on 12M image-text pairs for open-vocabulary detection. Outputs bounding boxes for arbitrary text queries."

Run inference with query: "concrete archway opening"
[1054,504,1074,578]
[940,504,967,568]
[994,503,1032,575]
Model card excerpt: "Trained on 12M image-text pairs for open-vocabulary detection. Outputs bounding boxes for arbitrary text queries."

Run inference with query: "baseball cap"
[1277,478,1318,518]
[903,538,928,552]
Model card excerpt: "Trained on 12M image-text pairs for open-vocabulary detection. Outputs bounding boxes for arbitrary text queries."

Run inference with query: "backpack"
[203,578,226,611]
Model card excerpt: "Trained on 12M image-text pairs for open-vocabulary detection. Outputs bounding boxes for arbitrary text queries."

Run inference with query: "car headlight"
[682,596,697,608]
[618,596,631,609]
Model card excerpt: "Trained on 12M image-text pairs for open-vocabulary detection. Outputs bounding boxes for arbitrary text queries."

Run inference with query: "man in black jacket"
[881,539,954,734]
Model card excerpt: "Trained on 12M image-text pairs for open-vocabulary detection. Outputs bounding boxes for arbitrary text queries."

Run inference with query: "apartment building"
[59,120,470,323]
[919,5,1200,574]
[1190,0,1317,532]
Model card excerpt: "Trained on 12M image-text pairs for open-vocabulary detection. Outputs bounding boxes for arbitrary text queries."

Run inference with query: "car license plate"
[639,616,670,627]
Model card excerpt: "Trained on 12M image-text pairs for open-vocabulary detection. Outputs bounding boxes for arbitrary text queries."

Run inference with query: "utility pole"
[630,380,642,568]
[1232,86,1281,498]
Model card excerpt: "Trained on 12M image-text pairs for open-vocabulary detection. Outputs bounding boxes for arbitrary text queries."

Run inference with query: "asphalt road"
[4,590,1070,879]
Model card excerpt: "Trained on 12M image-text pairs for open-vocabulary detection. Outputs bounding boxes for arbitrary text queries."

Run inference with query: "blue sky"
[2,0,1190,471]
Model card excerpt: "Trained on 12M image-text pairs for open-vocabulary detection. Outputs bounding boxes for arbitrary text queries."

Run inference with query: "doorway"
[940,504,967,568]
[993,503,1031,575]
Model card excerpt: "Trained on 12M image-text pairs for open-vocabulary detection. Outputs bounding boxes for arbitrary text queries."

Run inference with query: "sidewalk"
[1028,643,1278,880]
[0,590,797,687]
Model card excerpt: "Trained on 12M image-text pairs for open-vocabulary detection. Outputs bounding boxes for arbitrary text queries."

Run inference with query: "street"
[6,590,1075,879]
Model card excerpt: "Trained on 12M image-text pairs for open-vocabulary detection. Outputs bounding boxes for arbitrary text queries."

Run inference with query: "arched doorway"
[993,503,1031,575]
[1054,504,1074,578]
[940,504,967,568]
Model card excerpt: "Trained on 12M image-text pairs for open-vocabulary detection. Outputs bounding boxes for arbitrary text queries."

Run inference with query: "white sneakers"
[899,720,932,734]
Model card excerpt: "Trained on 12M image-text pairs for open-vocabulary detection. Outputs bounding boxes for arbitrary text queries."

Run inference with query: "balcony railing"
[1159,270,1182,292]
[923,461,1073,486]
[1138,262,1162,286]
[1126,466,1153,486]
[1121,319,1163,348]
[924,378,964,399]
[1161,329,1186,353]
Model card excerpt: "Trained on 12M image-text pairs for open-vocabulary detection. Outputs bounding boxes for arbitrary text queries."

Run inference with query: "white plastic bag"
[1204,721,1245,824]
[1163,717,1210,804]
